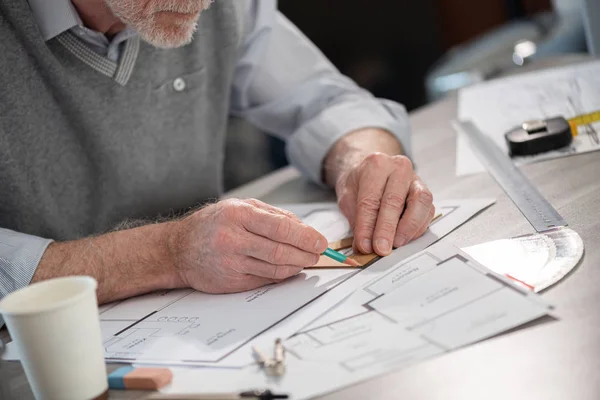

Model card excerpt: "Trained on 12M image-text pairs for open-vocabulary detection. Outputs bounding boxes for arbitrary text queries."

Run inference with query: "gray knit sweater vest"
[0,1,244,240]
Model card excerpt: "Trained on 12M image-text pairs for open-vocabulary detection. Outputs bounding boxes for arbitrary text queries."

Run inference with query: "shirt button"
[173,77,186,92]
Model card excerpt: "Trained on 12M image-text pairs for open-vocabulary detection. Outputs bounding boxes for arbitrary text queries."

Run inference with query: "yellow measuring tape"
[567,110,600,136]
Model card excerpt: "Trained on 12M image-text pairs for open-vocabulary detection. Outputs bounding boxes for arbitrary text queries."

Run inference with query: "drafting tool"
[271,339,286,376]
[456,120,584,291]
[148,389,288,399]
[252,346,275,368]
[252,339,286,377]
[458,120,567,232]
[505,110,600,156]
[430,212,443,224]
[328,237,354,252]
[463,227,584,292]
[308,250,373,269]
[274,339,285,364]
[567,110,600,135]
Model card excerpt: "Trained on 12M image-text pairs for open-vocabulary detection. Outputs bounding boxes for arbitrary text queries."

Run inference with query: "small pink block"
[124,368,173,390]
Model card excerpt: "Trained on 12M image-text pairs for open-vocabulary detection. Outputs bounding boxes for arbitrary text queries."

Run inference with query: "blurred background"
[224,0,594,190]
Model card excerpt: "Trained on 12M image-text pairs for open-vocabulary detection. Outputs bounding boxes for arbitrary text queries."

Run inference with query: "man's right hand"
[168,199,328,293]
[32,198,326,305]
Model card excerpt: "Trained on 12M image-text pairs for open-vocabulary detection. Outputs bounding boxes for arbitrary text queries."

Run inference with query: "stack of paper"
[160,240,552,400]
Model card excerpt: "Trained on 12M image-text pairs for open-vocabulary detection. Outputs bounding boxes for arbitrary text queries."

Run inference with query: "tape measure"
[456,120,567,233]
[505,110,600,156]
[567,110,600,136]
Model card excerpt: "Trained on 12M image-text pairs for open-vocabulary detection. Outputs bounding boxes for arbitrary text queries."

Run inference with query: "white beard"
[104,0,215,48]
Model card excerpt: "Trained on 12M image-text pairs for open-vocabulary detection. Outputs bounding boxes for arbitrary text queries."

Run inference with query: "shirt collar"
[27,0,82,41]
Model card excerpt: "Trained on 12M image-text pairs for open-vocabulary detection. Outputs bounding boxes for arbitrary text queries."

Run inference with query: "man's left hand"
[335,152,434,256]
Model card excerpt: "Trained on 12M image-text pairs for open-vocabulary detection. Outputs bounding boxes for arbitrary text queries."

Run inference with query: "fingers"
[337,189,358,231]
[411,205,435,241]
[336,172,358,231]
[241,256,305,280]
[394,180,434,247]
[241,206,327,254]
[352,156,389,254]
[241,231,321,268]
[372,170,412,256]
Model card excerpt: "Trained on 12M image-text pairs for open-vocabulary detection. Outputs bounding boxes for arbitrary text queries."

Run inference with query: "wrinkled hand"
[335,153,434,256]
[169,199,327,293]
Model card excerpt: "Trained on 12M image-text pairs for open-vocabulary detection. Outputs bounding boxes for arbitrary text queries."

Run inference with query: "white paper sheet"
[158,242,552,400]
[456,60,600,176]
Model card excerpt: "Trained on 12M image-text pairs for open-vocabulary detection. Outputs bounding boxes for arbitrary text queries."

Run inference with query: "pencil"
[321,247,360,267]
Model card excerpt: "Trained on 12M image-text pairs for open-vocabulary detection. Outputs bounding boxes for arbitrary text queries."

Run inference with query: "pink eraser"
[108,366,173,390]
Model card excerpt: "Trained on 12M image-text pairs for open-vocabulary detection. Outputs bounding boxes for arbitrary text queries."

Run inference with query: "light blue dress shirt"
[0,0,411,322]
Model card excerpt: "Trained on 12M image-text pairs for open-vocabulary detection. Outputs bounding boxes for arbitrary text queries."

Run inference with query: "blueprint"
[159,242,552,400]
[96,199,495,365]
[456,59,600,176]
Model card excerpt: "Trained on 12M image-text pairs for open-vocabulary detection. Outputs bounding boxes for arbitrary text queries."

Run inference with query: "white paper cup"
[0,276,108,400]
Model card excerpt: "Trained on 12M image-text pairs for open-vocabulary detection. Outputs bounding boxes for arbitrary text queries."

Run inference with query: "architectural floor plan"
[98,199,495,365]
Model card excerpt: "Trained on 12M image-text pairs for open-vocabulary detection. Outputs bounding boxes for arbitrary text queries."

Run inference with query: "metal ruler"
[456,120,567,232]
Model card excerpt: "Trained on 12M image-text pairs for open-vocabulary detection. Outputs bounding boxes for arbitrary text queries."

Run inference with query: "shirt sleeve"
[0,228,52,327]
[229,0,412,184]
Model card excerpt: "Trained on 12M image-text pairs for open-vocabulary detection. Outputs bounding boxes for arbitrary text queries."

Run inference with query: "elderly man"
[0,0,434,317]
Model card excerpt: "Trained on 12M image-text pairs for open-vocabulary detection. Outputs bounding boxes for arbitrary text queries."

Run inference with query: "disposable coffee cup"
[0,276,108,400]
